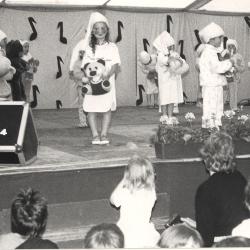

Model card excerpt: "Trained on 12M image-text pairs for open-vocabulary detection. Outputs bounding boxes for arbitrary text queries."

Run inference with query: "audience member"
[84,223,124,248]
[110,155,160,248]
[195,131,248,246]
[158,223,204,248]
[213,236,250,247]
[0,188,58,249]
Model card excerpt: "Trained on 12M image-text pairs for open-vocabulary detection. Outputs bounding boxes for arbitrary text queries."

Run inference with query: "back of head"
[84,223,124,248]
[158,224,204,248]
[213,236,250,247]
[200,131,235,173]
[11,188,48,237]
[123,154,155,191]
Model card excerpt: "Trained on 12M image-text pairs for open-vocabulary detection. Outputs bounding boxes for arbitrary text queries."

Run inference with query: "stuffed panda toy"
[81,59,111,95]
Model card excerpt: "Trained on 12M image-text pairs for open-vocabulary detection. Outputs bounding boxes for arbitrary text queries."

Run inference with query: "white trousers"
[202,86,223,128]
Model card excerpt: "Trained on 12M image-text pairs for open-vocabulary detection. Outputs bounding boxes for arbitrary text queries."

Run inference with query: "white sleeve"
[110,180,125,208]
[209,52,232,74]
[110,44,121,66]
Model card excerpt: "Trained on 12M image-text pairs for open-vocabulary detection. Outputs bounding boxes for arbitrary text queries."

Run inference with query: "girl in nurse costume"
[80,12,121,145]
[153,31,189,123]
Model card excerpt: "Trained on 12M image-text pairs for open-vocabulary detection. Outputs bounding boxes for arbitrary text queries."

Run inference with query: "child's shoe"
[100,135,110,145]
[92,136,101,145]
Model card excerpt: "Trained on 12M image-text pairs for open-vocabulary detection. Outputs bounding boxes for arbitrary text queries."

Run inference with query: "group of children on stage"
[0,30,39,102]
[68,12,245,145]
[0,11,245,144]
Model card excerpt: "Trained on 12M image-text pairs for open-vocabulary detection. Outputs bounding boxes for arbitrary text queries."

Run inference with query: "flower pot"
[234,140,250,155]
[155,140,250,160]
[154,142,203,159]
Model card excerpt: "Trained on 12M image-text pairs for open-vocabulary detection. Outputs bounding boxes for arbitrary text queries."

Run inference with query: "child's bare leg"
[88,112,98,138]
[161,105,167,116]
[167,103,174,117]
[154,93,158,107]
[101,110,111,137]
[146,95,150,108]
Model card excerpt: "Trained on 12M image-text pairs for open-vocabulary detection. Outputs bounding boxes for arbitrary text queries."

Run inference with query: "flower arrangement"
[153,110,250,145]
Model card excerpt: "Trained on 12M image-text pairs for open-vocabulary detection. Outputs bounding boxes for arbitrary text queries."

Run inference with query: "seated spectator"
[0,188,58,249]
[195,131,248,247]
[213,236,250,247]
[232,178,250,237]
[158,223,204,248]
[83,223,124,248]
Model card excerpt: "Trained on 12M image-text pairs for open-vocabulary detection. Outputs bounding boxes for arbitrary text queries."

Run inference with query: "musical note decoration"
[56,56,64,79]
[194,29,202,51]
[28,17,38,41]
[244,16,250,28]
[136,85,145,106]
[115,21,124,43]
[30,85,40,108]
[178,40,186,60]
[57,21,67,44]
[143,38,150,52]
[166,15,173,33]
[56,100,63,109]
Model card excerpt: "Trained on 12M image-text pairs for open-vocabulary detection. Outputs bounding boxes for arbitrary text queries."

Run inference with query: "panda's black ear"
[97,59,105,66]
[83,63,90,72]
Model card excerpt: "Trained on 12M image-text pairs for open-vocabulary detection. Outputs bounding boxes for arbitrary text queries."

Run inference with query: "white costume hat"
[153,31,175,55]
[226,39,238,51]
[0,30,7,42]
[69,12,109,71]
[20,40,29,46]
[199,22,224,43]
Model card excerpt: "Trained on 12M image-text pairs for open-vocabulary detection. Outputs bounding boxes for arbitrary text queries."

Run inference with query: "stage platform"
[0,104,205,174]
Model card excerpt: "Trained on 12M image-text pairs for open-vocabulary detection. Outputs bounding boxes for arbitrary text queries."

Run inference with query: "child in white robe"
[199,22,234,128]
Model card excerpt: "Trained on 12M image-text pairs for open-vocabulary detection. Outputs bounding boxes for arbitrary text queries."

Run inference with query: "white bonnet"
[199,22,224,43]
[153,31,175,54]
[226,39,238,50]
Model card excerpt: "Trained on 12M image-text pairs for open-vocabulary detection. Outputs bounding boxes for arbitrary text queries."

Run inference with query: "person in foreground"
[110,155,160,248]
[158,223,204,248]
[0,187,58,249]
[83,223,124,248]
[195,131,248,247]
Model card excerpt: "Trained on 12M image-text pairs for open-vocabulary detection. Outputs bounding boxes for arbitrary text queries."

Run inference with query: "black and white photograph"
[1,0,250,248]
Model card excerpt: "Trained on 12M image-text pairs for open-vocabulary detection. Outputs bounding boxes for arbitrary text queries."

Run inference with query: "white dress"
[82,42,121,112]
[156,52,184,105]
[110,180,160,248]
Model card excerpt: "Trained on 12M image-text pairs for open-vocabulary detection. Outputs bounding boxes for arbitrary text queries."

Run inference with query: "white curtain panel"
[0,8,249,108]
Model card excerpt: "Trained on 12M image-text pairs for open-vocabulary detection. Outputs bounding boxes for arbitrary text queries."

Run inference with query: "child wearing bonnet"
[0,55,16,101]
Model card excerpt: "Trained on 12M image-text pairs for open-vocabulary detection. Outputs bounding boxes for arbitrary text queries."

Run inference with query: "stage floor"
[1,104,250,173]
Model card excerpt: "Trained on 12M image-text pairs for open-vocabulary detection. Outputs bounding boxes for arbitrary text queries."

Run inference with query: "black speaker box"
[0,101,38,165]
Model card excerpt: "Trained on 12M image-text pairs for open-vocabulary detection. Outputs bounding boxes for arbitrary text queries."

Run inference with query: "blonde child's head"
[158,224,204,248]
[123,155,155,192]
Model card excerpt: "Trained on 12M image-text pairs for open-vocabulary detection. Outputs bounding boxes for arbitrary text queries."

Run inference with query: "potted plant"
[153,110,250,159]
